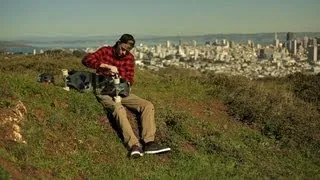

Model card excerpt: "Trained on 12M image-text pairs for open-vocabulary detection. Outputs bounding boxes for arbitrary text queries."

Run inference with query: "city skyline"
[1,0,319,40]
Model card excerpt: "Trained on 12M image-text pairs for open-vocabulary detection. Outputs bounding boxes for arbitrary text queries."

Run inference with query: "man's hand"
[100,64,119,74]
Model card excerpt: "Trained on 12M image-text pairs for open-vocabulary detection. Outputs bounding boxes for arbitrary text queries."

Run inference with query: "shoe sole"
[130,151,143,158]
[144,148,171,154]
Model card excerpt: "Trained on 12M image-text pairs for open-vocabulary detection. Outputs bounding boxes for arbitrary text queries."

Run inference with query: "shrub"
[205,72,320,154]
[284,73,320,108]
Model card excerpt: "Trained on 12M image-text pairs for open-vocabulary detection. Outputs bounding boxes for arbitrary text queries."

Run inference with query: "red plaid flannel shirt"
[82,46,135,84]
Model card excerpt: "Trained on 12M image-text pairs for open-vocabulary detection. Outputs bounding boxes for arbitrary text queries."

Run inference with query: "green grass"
[0,167,10,180]
[0,54,319,179]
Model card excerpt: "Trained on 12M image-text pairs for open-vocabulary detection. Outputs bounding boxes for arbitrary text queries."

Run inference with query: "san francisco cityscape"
[1,32,320,79]
[1,0,320,179]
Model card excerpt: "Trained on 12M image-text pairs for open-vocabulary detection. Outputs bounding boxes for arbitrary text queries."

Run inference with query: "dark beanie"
[119,34,135,46]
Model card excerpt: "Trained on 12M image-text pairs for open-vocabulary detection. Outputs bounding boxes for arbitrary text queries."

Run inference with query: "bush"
[284,73,320,108]
[205,72,320,154]
[72,50,87,58]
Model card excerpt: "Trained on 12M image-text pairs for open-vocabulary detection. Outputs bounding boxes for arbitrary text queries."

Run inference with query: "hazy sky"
[0,0,319,39]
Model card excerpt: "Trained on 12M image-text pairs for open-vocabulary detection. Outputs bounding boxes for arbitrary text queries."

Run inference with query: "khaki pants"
[96,93,156,148]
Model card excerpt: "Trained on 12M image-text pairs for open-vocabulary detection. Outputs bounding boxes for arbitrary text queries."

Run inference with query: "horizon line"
[4,31,320,37]
[1,31,320,41]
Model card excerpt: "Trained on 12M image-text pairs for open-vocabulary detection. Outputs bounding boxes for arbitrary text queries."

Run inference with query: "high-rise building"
[178,45,183,55]
[294,40,297,55]
[225,41,230,48]
[184,47,190,56]
[275,39,280,49]
[166,40,171,48]
[303,36,309,49]
[313,38,318,62]
[229,41,235,48]
[222,39,227,45]
[274,32,280,48]
[286,32,295,53]
[257,44,262,49]
[258,49,267,59]
[194,49,199,60]
[139,52,144,59]
[286,32,294,41]
[159,52,166,59]
[248,40,253,48]
[155,44,162,54]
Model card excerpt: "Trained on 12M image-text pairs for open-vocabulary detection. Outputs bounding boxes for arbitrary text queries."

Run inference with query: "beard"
[116,52,126,58]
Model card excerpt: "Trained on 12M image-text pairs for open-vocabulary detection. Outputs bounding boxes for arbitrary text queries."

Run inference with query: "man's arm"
[82,47,118,73]
[82,47,106,69]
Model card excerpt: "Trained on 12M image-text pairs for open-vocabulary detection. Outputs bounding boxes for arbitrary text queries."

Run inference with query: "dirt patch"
[173,98,228,122]
[167,97,246,135]
[179,141,197,154]
[44,130,79,156]
[32,107,46,122]
[51,99,69,109]
[157,152,173,164]
[0,157,23,179]
[0,157,53,179]
[0,100,27,144]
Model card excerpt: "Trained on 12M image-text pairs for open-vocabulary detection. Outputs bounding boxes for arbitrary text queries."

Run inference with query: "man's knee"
[143,101,154,111]
[113,104,127,114]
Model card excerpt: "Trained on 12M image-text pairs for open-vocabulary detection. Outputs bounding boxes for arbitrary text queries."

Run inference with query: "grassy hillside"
[0,53,319,179]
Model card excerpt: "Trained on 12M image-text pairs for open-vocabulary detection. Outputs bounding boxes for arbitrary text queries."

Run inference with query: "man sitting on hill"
[82,34,170,158]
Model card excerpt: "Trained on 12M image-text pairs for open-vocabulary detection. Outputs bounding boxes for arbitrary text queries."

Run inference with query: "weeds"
[0,54,319,179]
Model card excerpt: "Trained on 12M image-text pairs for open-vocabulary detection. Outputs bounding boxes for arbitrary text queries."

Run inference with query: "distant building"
[192,40,197,47]
[177,45,183,55]
[248,40,253,48]
[313,38,318,62]
[194,49,199,60]
[135,60,144,66]
[179,38,182,46]
[166,40,171,48]
[155,44,161,54]
[286,32,296,54]
[294,40,297,55]
[258,49,267,59]
[138,52,144,59]
[160,51,166,59]
[229,41,235,48]
[222,39,227,45]
[286,32,295,41]
[274,33,280,48]
[303,36,309,49]
[274,39,280,49]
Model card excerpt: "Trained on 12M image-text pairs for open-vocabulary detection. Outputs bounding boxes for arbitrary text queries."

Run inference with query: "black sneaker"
[143,142,171,154]
[130,145,143,158]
